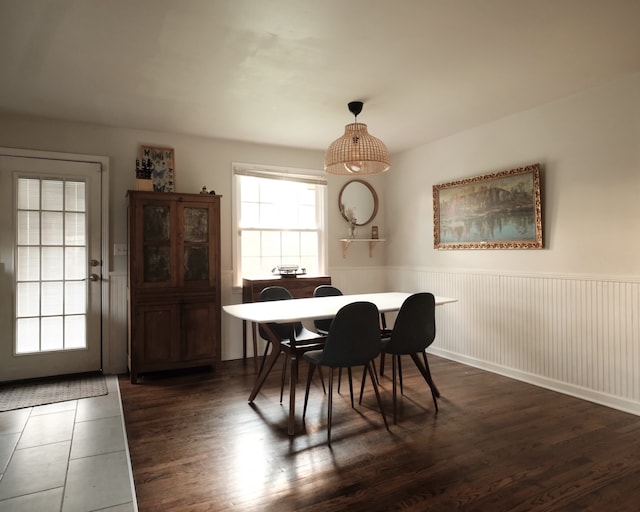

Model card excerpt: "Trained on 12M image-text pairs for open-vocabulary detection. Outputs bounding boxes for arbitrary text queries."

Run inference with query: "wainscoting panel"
[387,268,640,416]
[108,272,129,374]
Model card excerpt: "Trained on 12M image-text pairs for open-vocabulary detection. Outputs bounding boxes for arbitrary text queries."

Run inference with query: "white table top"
[223,291,457,324]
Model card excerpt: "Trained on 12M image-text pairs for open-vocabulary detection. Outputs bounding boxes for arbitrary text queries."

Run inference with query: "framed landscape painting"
[433,164,542,250]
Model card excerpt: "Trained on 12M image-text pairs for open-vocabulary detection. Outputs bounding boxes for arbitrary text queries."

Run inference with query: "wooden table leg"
[242,320,247,360]
[248,324,282,402]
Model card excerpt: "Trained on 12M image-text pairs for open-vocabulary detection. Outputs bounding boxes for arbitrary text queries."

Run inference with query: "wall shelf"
[339,238,385,258]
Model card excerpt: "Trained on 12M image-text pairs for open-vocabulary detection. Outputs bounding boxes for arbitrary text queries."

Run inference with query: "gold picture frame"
[433,164,542,250]
[139,145,175,192]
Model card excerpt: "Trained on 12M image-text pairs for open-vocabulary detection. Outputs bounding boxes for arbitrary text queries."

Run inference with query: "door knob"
[88,273,100,282]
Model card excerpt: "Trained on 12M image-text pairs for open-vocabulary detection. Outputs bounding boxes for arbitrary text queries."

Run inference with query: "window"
[233,163,327,286]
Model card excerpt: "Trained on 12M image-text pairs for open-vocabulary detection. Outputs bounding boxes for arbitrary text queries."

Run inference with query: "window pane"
[42,281,64,315]
[17,211,40,245]
[41,212,63,245]
[17,246,40,281]
[42,247,64,281]
[65,315,86,349]
[65,212,86,245]
[261,232,281,256]
[65,181,86,212]
[241,231,261,257]
[240,202,260,227]
[42,180,64,211]
[65,247,86,280]
[65,281,86,315]
[242,256,263,277]
[41,316,64,351]
[16,282,40,317]
[301,232,318,256]
[16,318,40,354]
[18,178,40,210]
[281,232,300,259]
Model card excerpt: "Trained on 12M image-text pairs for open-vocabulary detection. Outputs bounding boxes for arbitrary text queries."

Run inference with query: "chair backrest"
[258,286,302,340]
[313,285,343,333]
[319,301,381,368]
[384,293,436,355]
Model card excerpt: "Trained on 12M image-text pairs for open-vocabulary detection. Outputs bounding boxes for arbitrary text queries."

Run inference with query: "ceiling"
[1,0,639,154]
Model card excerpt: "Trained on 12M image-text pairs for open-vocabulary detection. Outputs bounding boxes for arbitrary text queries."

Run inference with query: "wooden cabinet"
[127,191,221,383]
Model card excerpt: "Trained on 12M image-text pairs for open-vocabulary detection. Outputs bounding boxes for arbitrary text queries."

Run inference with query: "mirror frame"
[338,179,379,226]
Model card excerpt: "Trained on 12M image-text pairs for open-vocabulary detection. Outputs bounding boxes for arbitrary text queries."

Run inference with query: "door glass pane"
[65,212,86,245]
[65,281,86,314]
[41,212,63,245]
[42,247,63,280]
[17,211,39,245]
[16,282,40,317]
[184,246,208,281]
[184,207,208,242]
[143,205,170,241]
[143,246,171,282]
[41,317,64,351]
[42,281,64,315]
[16,247,40,281]
[16,318,40,354]
[17,178,40,209]
[65,316,86,349]
[65,181,85,212]
[65,247,86,280]
[41,180,64,210]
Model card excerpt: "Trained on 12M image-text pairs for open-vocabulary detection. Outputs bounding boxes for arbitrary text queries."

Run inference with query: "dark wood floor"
[119,355,640,512]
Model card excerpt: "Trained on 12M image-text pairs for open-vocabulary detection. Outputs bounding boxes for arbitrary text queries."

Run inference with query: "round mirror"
[338,179,379,226]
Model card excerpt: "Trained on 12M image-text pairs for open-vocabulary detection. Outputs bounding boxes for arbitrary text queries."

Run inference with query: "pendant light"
[324,101,390,175]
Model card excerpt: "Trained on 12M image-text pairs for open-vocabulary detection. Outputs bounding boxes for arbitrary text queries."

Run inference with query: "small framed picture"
[139,145,175,192]
[371,225,379,239]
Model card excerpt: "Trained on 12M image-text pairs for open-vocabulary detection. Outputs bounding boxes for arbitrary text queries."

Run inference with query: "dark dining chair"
[380,292,439,424]
[258,286,326,402]
[312,285,356,404]
[302,301,389,444]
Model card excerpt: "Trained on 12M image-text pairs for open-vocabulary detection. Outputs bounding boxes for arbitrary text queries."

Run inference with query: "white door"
[0,155,103,382]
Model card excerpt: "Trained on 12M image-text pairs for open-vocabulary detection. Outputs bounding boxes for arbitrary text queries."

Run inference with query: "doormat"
[0,373,108,412]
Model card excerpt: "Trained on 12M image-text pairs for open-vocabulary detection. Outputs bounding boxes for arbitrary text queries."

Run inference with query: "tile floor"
[0,376,137,512]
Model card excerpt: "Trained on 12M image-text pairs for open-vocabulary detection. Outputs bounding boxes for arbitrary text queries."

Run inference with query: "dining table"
[223,291,457,435]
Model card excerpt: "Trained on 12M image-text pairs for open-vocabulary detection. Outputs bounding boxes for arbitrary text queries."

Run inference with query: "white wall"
[384,73,640,414]
[0,114,388,369]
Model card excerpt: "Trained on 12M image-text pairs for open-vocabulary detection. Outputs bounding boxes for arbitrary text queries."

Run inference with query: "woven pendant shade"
[324,101,390,175]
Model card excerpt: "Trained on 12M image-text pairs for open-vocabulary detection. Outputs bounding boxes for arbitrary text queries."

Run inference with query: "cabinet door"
[133,304,181,365]
[178,201,220,287]
[181,302,217,361]
[131,198,178,288]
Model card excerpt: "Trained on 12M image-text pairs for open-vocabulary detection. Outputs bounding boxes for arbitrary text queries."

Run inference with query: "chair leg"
[318,366,327,394]
[279,354,289,403]
[302,363,317,419]
[258,340,272,376]
[358,364,367,405]
[423,351,440,397]
[370,360,380,384]
[347,367,354,408]
[379,352,386,376]
[392,354,398,424]
[410,352,438,412]
[327,368,335,444]
[366,361,389,431]
[398,355,404,395]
